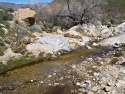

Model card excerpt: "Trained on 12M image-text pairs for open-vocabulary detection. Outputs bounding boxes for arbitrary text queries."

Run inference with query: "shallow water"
[0,46,114,94]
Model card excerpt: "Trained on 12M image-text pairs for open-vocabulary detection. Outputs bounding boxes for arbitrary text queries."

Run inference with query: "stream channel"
[0,46,115,94]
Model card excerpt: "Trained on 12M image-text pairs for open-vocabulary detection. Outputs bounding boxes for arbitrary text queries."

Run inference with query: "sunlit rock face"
[13,8,36,26]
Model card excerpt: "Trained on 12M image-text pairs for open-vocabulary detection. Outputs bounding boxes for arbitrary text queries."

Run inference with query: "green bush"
[0,27,5,37]
[111,58,118,64]
[54,21,68,29]
[0,46,8,56]
[114,52,123,57]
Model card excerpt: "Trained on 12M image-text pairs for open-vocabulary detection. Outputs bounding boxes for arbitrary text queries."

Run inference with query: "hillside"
[0,2,48,10]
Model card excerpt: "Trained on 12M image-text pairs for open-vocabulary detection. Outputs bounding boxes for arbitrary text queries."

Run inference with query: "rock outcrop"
[36,35,71,52]
[13,8,36,26]
[98,34,125,46]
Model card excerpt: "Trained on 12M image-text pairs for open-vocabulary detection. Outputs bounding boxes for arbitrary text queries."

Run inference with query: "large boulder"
[26,43,54,57]
[36,35,71,52]
[100,28,113,38]
[114,22,125,35]
[82,23,98,37]
[98,34,125,46]
[13,8,36,26]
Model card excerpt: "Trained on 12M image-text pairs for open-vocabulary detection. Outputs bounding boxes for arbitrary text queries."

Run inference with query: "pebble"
[117,80,125,85]
[76,82,81,86]
[48,75,52,78]
[88,91,94,94]
[39,81,44,84]
[103,86,111,92]
[54,83,59,85]
[107,82,114,86]
[91,86,98,92]
[72,65,76,69]
[84,81,91,89]
[121,70,125,74]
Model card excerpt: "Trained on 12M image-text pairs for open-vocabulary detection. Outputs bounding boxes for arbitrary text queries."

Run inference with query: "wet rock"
[7,85,17,90]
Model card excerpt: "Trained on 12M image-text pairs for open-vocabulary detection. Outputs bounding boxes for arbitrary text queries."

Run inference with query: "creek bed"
[0,46,115,94]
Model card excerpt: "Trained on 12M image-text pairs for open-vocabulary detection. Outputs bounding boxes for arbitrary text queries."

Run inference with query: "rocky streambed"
[1,46,124,94]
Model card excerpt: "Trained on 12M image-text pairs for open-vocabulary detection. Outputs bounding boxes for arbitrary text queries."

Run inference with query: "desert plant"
[111,58,118,64]
[114,52,123,57]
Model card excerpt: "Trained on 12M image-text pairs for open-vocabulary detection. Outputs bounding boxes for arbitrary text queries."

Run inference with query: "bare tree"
[36,0,105,28]
[55,0,104,26]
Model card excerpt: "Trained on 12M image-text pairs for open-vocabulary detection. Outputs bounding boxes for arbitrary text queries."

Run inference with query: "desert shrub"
[111,58,118,64]
[101,19,108,25]
[110,19,115,24]
[54,21,68,29]
[11,43,26,54]
[0,27,5,37]
[107,23,111,28]
[0,46,8,56]
[114,52,123,57]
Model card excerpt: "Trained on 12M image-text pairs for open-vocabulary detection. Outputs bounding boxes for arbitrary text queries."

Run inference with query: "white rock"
[36,35,71,52]
[0,48,22,64]
[92,42,99,46]
[57,29,63,34]
[26,43,54,57]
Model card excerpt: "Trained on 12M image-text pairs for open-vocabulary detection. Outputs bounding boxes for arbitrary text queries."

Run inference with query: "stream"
[0,46,115,94]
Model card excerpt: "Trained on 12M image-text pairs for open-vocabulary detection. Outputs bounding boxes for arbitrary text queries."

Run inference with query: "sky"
[0,0,53,4]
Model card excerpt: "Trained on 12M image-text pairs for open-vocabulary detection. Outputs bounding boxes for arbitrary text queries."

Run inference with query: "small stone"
[39,81,44,84]
[93,72,99,76]
[91,86,98,92]
[121,70,125,74]
[84,81,91,89]
[115,83,120,87]
[107,82,114,86]
[53,73,56,76]
[88,91,94,94]
[92,42,99,46]
[30,80,34,82]
[72,65,76,69]
[117,80,125,85]
[54,83,59,85]
[103,86,111,92]
[48,75,52,78]
[7,85,16,90]
[76,82,81,86]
